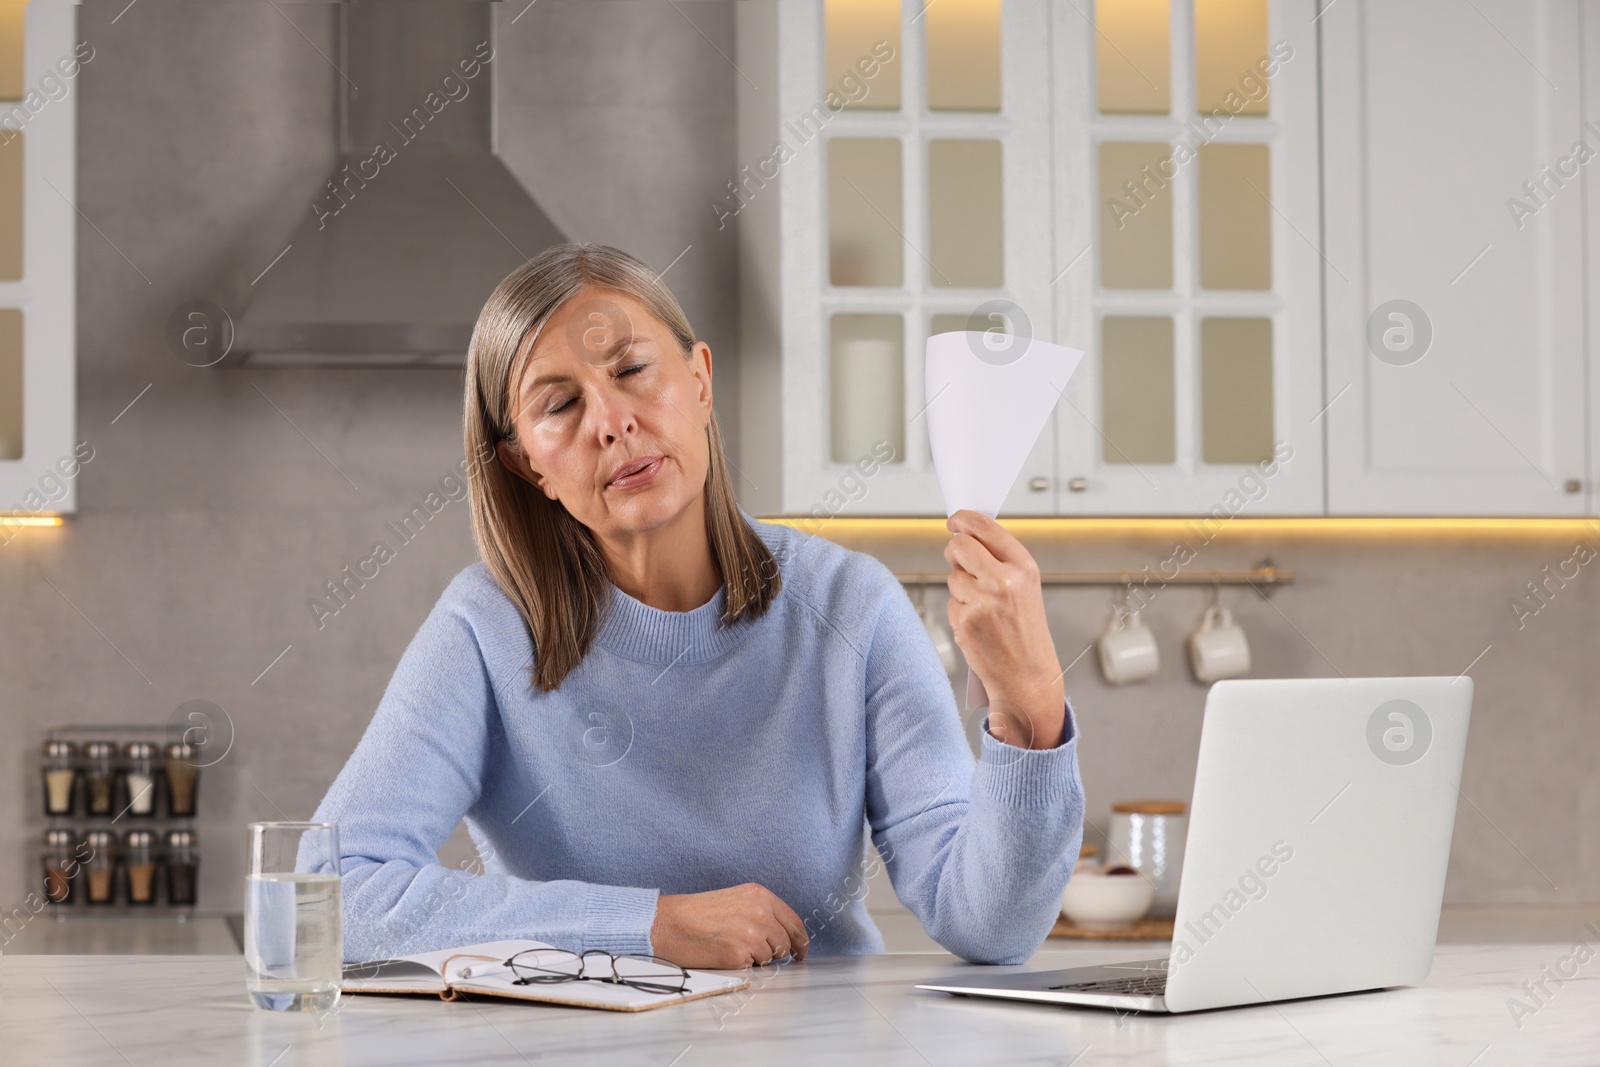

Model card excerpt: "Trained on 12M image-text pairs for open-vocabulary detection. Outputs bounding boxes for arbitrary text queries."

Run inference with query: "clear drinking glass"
[244,821,342,1012]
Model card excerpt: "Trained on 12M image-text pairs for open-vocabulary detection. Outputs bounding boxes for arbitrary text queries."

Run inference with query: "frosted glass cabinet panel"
[1195,0,1270,115]
[0,0,23,101]
[0,131,20,281]
[0,308,19,460]
[828,138,903,287]
[1200,317,1274,464]
[829,314,905,464]
[927,139,1003,288]
[1101,316,1176,465]
[1099,141,1174,290]
[1096,0,1170,114]
[824,0,901,110]
[1198,143,1271,290]
[925,0,1001,110]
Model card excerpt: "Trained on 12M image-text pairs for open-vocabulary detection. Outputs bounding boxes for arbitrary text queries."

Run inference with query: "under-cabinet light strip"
[759,516,1600,537]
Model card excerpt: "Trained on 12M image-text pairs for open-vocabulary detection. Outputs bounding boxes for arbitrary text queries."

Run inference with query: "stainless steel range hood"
[234,2,564,366]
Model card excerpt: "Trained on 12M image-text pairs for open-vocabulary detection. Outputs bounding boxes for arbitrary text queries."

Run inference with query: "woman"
[312,243,1085,969]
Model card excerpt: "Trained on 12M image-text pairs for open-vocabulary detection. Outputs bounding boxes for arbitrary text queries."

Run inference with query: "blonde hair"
[463,243,779,692]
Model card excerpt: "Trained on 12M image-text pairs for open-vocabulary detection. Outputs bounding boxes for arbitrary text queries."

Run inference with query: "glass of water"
[244,821,342,1012]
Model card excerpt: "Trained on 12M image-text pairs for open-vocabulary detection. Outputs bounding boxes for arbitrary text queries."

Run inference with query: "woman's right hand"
[649,882,810,968]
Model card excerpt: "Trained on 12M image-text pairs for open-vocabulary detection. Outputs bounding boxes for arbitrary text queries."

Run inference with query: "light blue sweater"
[311,515,1085,965]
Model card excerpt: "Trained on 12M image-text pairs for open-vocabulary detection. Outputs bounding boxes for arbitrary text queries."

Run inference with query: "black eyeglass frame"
[503,947,691,996]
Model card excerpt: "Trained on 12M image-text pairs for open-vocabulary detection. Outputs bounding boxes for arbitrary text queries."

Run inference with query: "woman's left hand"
[944,509,1066,750]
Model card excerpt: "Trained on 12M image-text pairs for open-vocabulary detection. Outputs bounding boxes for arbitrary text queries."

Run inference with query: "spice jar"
[83,830,117,906]
[122,829,157,905]
[42,829,80,904]
[119,742,158,817]
[165,829,198,906]
[42,739,78,816]
[83,741,118,817]
[164,741,200,817]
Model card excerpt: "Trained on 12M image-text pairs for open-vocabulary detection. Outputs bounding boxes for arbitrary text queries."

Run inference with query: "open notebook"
[342,940,749,1012]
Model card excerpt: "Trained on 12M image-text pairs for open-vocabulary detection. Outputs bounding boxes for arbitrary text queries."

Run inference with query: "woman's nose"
[587,384,638,444]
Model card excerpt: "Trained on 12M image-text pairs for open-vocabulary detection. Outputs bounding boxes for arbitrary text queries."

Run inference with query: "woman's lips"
[608,455,663,490]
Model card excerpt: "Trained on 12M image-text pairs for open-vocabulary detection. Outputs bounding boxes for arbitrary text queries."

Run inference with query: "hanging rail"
[894,558,1293,597]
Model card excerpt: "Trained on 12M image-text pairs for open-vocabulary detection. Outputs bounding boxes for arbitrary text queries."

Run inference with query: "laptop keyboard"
[1045,974,1168,997]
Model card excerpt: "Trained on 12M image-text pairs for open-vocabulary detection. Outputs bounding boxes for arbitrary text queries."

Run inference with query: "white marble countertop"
[2,941,1596,1066]
[9,904,1599,955]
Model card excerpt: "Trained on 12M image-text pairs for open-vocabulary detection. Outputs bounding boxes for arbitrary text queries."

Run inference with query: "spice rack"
[35,724,205,913]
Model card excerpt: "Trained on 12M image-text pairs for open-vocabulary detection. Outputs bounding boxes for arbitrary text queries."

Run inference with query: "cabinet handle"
[1067,477,1088,492]
[1028,477,1049,492]
[1564,478,1582,494]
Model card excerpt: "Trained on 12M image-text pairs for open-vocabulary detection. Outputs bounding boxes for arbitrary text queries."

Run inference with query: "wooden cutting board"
[1049,915,1175,940]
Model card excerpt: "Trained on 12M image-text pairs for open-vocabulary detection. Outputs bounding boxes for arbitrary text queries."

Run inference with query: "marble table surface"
[3,941,1597,1066]
[9,904,1599,956]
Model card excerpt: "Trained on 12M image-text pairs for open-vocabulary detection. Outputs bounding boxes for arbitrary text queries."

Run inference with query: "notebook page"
[343,939,552,991]
[451,963,746,1011]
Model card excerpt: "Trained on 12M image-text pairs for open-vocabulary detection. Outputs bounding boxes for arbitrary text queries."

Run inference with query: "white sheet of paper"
[923,331,1084,519]
[923,331,1084,710]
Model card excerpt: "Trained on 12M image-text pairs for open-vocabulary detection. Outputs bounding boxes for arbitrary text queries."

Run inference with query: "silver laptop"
[917,676,1474,1013]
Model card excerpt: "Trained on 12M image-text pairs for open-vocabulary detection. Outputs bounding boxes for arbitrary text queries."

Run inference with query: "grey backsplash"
[4,1,1593,924]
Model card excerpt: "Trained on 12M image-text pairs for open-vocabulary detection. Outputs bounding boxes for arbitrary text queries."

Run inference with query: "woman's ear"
[492,435,556,499]
[689,340,714,414]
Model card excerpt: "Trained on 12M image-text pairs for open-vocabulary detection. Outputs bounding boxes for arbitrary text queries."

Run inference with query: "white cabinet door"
[1051,0,1325,516]
[1323,0,1588,515]
[740,0,1058,517]
[0,1,77,516]
[1586,7,1600,517]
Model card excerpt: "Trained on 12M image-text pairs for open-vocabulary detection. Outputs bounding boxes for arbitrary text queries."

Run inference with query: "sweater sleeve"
[859,567,1086,965]
[309,576,659,963]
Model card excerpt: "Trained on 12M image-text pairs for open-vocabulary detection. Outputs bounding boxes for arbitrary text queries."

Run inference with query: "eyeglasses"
[503,948,691,995]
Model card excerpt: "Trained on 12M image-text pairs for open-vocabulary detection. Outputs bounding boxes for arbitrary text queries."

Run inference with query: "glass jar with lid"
[119,742,158,817]
[1108,799,1188,919]
[164,741,200,817]
[41,739,78,816]
[165,829,198,906]
[42,829,80,904]
[83,741,118,817]
[83,830,117,906]
[121,829,158,905]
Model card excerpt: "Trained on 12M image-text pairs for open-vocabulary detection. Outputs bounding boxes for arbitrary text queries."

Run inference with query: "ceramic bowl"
[1060,868,1155,930]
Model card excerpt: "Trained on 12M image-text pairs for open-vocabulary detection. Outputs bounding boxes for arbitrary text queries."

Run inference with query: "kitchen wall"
[5,0,740,920]
[2,1,1594,937]
[846,524,1600,915]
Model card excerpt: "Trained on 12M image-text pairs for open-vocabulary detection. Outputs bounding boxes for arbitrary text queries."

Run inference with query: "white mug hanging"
[1097,592,1160,685]
[1188,586,1251,683]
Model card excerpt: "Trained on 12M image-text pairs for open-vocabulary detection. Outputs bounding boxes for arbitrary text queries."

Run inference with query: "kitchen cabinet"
[736,0,1057,518]
[0,0,78,517]
[1322,0,1590,515]
[737,0,1596,518]
[739,0,1321,517]
[1590,6,1600,511]
[1050,0,1324,515]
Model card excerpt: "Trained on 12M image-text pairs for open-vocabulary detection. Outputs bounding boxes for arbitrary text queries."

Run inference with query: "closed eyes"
[544,363,649,416]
